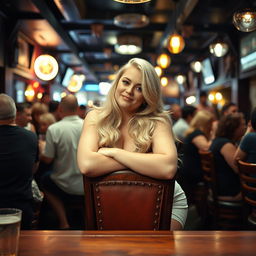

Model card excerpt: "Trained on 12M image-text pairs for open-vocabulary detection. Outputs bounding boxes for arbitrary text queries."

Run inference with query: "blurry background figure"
[31,102,49,135]
[197,91,215,114]
[38,113,56,141]
[210,112,246,201]
[170,103,182,125]
[178,110,214,204]
[173,105,197,142]
[221,102,238,116]
[41,93,51,106]
[77,104,87,119]
[49,101,61,121]
[16,103,36,133]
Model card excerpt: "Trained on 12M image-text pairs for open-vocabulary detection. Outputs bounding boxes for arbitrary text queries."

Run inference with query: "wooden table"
[19,230,256,256]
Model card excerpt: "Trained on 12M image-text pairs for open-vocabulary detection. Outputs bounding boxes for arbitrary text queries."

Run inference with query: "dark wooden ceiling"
[1,0,256,83]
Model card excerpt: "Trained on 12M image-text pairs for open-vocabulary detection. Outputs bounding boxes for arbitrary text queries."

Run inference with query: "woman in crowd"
[210,112,246,201]
[77,58,187,230]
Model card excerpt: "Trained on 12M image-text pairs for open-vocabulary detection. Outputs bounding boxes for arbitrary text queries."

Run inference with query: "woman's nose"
[126,85,133,94]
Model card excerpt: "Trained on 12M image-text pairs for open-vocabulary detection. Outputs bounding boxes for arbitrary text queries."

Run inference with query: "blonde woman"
[179,110,215,197]
[77,58,187,230]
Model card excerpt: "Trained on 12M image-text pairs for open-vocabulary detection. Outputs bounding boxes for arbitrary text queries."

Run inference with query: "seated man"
[0,94,38,229]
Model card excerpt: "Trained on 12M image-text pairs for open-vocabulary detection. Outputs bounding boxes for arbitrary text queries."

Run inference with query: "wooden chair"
[83,169,175,230]
[237,160,256,228]
[199,150,243,230]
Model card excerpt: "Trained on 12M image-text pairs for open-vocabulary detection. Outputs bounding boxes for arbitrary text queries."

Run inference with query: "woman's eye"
[122,80,129,85]
[136,86,142,92]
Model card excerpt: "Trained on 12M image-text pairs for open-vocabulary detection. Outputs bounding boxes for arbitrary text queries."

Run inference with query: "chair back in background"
[83,169,175,230]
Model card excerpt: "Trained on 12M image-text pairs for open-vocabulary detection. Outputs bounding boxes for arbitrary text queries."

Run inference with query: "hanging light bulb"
[34,54,59,81]
[157,53,171,69]
[190,61,202,73]
[209,42,229,57]
[175,74,186,84]
[233,9,256,32]
[160,77,168,87]
[167,33,185,54]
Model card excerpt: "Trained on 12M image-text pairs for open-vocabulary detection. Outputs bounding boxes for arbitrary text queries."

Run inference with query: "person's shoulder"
[85,109,100,120]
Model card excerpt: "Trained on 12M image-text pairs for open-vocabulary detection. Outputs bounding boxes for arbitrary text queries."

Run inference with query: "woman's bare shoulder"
[85,109,101,123]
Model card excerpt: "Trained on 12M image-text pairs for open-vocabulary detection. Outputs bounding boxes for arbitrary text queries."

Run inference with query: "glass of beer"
[0,208,22,256]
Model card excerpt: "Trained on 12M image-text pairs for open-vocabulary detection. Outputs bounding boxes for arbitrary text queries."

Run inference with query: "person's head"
[41,93,51,105]
[77,105,87,119]
[39,112,56,134]
[221,102,238,116]
[199,91,208,105]
[49,100,61,120]
[15,102,32,127]
[170,103,182,122]
[0,94,16,123]
[105,58,164,116]
[59,94,78,118]
[215,112,246,142]
[187,110,215,139]
[250,107,256,130]
[31,102,48,124]
[181,105,197,123]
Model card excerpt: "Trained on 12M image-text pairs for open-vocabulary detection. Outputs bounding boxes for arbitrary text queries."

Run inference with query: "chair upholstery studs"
[155,212,158,216]
[99,219,103,222]
[95,188,99,192]
[154,220,158,224]
[158,185,162,189]
[148,183,152,187]
[157,197,160,201]
[158,190,162,194]
[135,181,137,185]
[98,210,101,214]
[97,196,100,199]
[97,203,101,207]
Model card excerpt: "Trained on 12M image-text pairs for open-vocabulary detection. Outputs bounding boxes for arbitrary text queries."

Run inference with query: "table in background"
[19,230,256,256]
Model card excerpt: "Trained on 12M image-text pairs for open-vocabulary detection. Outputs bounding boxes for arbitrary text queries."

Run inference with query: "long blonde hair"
[185,110,214,140]
[95,58,170,152]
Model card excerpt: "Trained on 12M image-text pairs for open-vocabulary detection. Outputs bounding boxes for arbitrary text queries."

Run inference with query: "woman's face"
[114,66,145,115]
[234,118,246,141]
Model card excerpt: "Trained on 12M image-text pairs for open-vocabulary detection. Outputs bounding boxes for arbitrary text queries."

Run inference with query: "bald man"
[0,94,38,229]
[40,95,84,229]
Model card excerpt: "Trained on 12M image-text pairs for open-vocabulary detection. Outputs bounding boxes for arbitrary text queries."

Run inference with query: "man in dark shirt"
[0,94,38,229]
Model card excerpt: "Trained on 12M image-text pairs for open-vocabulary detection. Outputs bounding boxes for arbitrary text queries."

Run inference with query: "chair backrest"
[199,150,218,201]
[237,160,256,208]
[83,169,175,230]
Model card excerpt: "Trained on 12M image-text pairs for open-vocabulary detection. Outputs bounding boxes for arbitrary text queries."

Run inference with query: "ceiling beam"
[31,0,98,82]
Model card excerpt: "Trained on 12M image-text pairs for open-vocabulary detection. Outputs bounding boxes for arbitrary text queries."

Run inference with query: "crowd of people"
[1,57,256,230]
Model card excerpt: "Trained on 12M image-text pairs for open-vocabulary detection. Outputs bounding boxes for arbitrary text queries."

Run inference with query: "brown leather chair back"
[83,169,175,230]
[237,160,256,208]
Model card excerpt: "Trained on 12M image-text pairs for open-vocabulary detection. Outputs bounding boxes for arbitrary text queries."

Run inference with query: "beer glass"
[0,208,22,256]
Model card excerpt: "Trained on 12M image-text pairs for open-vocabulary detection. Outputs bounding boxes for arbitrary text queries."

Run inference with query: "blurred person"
[221,102,238,116]
[77,58,187,230]
[0,94,38,229]
[77,104,87,119]
[169,103,182,125]
[31,102,48,135]
[40,95,84,229]
[179,110,214,203]
[173,105,197,142]
[16,102,36,133]
[41,92,51,106]
[196,91,215,114]
[210,113,246,201]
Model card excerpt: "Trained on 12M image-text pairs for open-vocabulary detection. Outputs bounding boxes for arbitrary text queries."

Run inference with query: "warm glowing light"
[61,92,67,98]
[157,53,171,69]
[67,74,86,93]
[190,61,202,73]
[34,54,59,81]
[161,77,168,87]
[208,92,223,104]
[33,81,40,88]
[233,9,256,32]
[25,84,35,102]
[185,96,196,105]
[209,42,229,57]
[167,33,185,54]
[154,66,162,77]
[175,75,186,84]
[37,92,43,99]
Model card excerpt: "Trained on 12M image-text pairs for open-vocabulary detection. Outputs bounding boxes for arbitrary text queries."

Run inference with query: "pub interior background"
[1,0,256,230]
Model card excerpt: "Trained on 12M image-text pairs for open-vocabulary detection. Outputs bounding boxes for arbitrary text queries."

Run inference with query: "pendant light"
[209,42,229,57]
[167,0,185,54]
[157,53,171,69]
[233,8,256,32]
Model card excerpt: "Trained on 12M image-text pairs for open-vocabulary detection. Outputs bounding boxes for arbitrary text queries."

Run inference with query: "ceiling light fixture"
[115,35,142,55]
[209,42,229,57]
[113,0,151,3]
[34,54,59,81]
[167,33,185,54]
[157,53,171,69]
[190,61,202,73]
[233,8,256,32]
[114,13,149,28]
[175,74,186,84]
